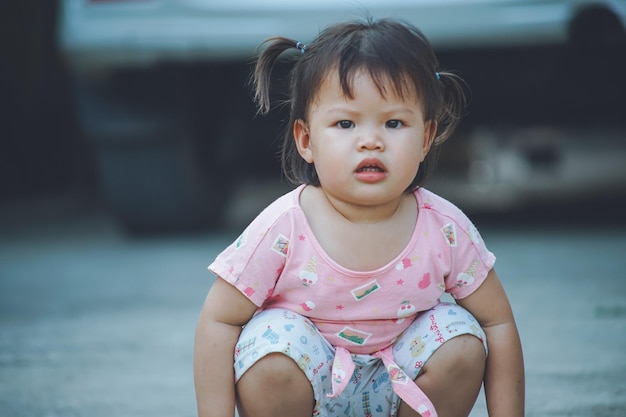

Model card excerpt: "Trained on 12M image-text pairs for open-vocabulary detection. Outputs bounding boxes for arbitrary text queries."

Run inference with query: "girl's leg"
[394,303,487,417]
[398,334,485,417]
[233,309,334,417]
[237,352,314,417]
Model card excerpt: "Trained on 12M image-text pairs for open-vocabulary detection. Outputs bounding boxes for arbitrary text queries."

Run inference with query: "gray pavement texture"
[1,183,626,417]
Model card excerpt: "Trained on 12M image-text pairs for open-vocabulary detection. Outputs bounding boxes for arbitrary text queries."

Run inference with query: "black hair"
[253,17,468,190]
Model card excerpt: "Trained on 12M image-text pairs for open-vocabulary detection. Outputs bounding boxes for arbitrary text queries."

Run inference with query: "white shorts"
[234,302,487,417]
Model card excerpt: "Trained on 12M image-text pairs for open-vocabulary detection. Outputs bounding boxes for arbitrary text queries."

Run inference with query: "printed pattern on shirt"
[208,185,496,354]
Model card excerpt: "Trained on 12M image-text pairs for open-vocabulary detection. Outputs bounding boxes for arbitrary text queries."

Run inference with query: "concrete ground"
[1,181,625,417]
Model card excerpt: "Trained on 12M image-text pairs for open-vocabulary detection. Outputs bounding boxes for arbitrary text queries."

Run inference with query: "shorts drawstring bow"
[328,346,437,417]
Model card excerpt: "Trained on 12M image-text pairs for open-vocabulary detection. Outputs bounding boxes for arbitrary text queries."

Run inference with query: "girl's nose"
[357,127,385,151]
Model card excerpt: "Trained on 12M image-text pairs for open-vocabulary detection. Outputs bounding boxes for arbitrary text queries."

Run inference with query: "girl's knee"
[451,334,486,368]
[237,353,315,417]
[244,352,309,387]
[423,334,486,377]
[237,352,314,408]
[410,335,486,417]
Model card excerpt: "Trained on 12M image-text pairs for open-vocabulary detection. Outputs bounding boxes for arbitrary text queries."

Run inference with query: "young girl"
[194,17,524,417]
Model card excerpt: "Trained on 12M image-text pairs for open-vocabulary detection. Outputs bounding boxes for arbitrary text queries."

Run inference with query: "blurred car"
[58,0,626,232]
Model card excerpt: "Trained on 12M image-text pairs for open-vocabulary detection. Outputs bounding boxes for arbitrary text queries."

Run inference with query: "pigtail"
[252,37,302,115]
[411,70,470,189]
[433,71,470,145]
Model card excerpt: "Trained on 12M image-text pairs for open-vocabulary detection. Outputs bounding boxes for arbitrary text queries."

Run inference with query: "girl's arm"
[194,277,258,417]
[457,269,525,417]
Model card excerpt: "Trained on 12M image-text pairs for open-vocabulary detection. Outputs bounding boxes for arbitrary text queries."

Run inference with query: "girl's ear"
[422,120,438,159]
[294,119,314,163]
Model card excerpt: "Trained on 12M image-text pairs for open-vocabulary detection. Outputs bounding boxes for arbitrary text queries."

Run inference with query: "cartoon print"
[417,404,432,417]
[362,391,372,417]
[299,256,318,287]
[282,310,298,320]
[300,301,316,312]
[441,222,458,247]
[243,281,258,297]
[387,363,408,385]
[297,353,311,372]
[395,258,413,270]
[235,337,256,358]
[455,260,478,288]
[271,233,289,257]
[262,326,280,344]
[418,272,431,289]
[469,224,481,244]
[410,336,427,358]
[351,368,365,391]
[446,321,465,334]
[337,326,372,346]
[372,372,390,394]
[396,301,416,324]
[350,280,381,301]
[331,357,346,385]
[470,324,484,340]
[303,318,318,335]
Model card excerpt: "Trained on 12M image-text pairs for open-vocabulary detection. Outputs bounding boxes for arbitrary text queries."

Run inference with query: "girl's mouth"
[356,158,387,173]
[357,164,385,173]
[355,159,387,182]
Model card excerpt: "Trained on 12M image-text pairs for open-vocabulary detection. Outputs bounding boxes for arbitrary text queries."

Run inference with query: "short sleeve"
[442,215,496,299]
[208,196,296,307]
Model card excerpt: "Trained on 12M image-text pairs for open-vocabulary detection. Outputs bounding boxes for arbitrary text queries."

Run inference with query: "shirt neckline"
[292,184,427,277]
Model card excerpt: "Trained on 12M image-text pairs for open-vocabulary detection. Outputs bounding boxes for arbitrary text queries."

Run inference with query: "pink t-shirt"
[209,185,495,355]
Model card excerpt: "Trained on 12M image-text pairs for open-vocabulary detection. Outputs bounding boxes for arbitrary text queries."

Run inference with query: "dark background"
[1,0,625,231]
[1,1,86,202]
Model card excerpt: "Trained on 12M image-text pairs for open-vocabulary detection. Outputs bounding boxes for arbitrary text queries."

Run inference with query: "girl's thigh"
[392,302,488,380]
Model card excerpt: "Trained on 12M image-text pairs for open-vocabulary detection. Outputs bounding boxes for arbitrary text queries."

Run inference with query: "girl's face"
[294,69,436,209]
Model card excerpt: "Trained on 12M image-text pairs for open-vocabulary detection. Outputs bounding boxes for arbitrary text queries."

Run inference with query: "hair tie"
[435,72,441,80]
[295,41,307,54]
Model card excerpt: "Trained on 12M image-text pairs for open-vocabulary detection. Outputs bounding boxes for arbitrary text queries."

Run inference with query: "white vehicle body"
[59,0,625,66]
[57,0,626,232]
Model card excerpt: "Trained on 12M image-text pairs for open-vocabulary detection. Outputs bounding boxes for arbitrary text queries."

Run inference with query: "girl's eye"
[386,120,403,129]
[337,120,354,129]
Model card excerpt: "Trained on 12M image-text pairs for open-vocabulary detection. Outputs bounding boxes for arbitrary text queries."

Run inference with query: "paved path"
[1,186,625,417]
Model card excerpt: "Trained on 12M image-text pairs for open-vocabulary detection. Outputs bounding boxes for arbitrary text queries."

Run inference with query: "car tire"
[72,70,231,234]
